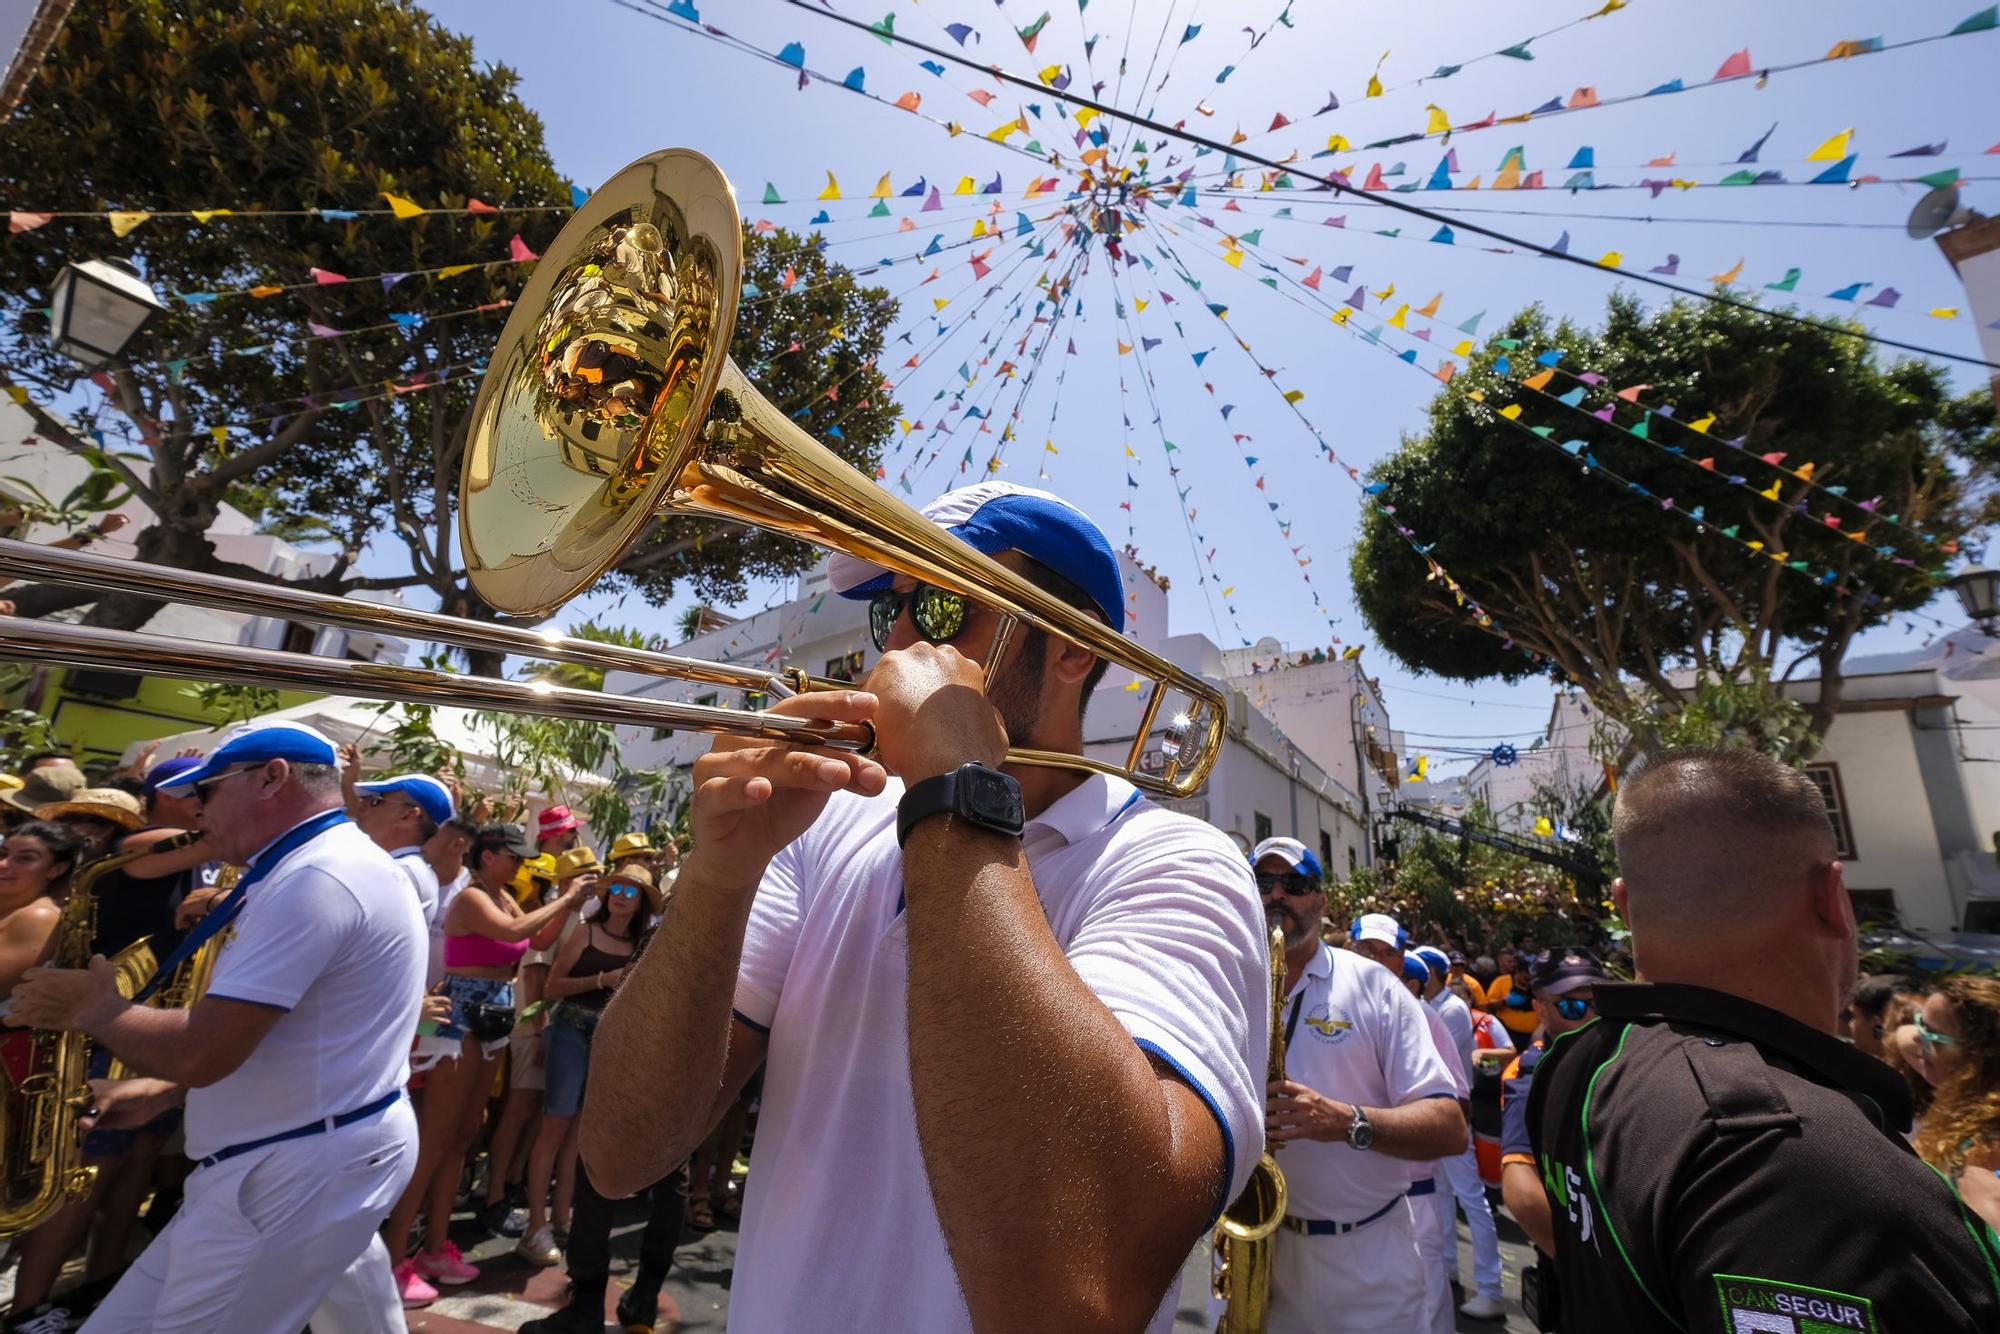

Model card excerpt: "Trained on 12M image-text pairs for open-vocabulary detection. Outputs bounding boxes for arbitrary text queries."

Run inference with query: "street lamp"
[47,257,167,369]
[1949,568,2000,637]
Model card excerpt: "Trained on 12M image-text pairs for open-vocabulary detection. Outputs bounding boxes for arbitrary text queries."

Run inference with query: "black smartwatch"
[896,761,1026,847]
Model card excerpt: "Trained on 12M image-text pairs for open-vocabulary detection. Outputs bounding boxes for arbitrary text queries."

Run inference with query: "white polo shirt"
[730,773,1268,1334]
[426,867,470,989]
[1275,943,1460,1220]
[391,845,441,929]
[1428,986,1478,1081]
[188,819,426,1161]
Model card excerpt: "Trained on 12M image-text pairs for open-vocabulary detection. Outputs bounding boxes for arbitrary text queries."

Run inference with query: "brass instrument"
[0,149,1225,799]
[1211,925,1290,1332]
[0,833,208,1236]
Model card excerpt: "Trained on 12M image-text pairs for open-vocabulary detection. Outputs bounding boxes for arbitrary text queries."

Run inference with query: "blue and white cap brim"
[1249,835,1323,880]
[826,481,1125,635]
[157,721,340,794]
[354,773,456,826]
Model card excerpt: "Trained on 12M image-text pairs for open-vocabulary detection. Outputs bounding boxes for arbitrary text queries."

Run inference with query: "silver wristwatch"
[1345,1103,1375,1151]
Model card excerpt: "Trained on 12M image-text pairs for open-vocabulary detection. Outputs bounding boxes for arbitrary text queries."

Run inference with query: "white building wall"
[1809,707,1959,932]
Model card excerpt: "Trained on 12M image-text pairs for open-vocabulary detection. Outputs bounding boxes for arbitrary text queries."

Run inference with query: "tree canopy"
[0,0,901,646]
[1351,294,1993,748]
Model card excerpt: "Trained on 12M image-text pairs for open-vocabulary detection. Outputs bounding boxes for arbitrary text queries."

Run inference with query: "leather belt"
[196,1089,401,1169]
[1407,1178,1437,1197]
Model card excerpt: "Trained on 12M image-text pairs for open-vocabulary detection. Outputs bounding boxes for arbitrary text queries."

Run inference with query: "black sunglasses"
[1254,871,1321,898]
[868,583,971,653]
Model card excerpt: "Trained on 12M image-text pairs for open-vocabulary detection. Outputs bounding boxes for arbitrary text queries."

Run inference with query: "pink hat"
[536,804,580,841]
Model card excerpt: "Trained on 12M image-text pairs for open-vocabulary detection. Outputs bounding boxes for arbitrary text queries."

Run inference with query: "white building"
[603,550,1374,869]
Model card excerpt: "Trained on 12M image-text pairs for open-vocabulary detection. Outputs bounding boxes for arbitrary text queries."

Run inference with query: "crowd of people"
[0,738,708,1333]
[0,480,1992,1334]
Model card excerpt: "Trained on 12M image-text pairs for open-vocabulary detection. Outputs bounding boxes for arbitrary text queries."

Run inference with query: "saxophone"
[1211,924,1291,1333]
[0,833,222,1236]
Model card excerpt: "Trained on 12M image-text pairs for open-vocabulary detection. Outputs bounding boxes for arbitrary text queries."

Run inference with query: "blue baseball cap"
[1249,835,1324,881]
[156,722,339,794]
[1413,946,1452,979]
[142,755,204,795]
[355,773,456,827]
[826,482,1126,634]
[1402,952,1432,985]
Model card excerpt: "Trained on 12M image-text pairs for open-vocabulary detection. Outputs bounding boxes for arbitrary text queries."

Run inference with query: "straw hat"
[608,831,654,862]
[35,787,145,830]
[602,861,663,915]
[554,846,602,879]
[2,765,84,815]
[0,774,22,793]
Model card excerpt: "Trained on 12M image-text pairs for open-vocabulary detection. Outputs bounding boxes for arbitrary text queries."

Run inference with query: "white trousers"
[1266,1197,1428,1334]
[84,1097,416,1334]
[1410,1185,1455,1334]
[1437,1145,1504,1298]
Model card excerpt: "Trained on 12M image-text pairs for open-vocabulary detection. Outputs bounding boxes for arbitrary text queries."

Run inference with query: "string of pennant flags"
[6,193,582,238]
[1186,219,1958,593]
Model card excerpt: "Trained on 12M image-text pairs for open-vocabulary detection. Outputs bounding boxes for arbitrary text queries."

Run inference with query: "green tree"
[0,0,572,630]
[521,619,661,693]
[0,4,901,658]
[1352,295,1992,754]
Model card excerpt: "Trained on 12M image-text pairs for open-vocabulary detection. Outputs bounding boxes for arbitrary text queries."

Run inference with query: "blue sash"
[131,809,350,1003]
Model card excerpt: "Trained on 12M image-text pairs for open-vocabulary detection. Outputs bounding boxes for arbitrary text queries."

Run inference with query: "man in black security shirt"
[1529,748,2000,1332]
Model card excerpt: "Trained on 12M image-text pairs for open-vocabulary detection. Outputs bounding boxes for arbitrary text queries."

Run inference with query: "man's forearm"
[581,858,754,1196]
[1351,1096,1467,1161]
[1502,1162,1556,1254]
[905,823,1216,1330]
[81,1002,216,1086]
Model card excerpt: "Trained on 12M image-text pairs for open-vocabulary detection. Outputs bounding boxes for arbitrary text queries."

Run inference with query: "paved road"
[415,1191,1542,1332]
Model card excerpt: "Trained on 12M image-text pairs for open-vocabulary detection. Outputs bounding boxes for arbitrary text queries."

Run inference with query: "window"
[694,692,718,710]
[825,650,866,683]
[1348,846,1359,873]
[744,690,770,712]
[1846,889,1899,927]
[651,727,673,742]
[1318,830,1334,874]
[1805,763,1857,860]
[281,622,317,655]
[1253,811,1273,844]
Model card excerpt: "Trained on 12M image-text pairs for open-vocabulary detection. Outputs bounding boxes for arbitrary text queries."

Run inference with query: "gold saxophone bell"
[1212,924,1291,1332]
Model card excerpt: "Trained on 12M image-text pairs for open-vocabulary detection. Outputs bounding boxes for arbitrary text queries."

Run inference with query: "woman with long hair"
[515,863,658,1266]
[385,824,586,1307]
[1911,976,2000,1229]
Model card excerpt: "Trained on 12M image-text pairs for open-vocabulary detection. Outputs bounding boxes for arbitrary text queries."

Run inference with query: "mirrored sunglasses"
[1554,996,1595,1021]
[867,583,970,653]
[607,882,642,899]
[1253,870,1321,898]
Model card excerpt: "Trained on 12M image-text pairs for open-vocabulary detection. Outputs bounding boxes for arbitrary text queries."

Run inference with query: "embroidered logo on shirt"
[1714,1275,1876,1334]
[1301,1005,1353,1042]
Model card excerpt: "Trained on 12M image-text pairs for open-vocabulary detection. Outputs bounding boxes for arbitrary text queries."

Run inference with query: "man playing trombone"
[583,482,1269,1333]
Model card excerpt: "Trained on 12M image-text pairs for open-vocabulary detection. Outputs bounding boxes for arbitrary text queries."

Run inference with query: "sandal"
[688,1199,716,1231]
[718,1191,742,1223]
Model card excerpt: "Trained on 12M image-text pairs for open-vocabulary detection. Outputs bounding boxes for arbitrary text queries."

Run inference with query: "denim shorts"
[543,1012,595,1118]
[438,976,515,1054]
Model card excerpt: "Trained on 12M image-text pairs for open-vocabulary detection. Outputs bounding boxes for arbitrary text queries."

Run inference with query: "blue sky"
[419,0,2000,773]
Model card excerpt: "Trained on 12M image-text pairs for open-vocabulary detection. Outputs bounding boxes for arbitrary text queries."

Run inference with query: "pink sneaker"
[395,1259,439,1308]
[416,1240,480,1285]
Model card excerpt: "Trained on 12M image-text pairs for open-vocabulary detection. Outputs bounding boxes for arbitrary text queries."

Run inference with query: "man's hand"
[10,955,125,1034]
[80,1077,182,1133]
[864,642,1008,784]
[337,743,364,807]
[1266,1078,1353,1144]
[176,885,229,930]
[94,512,130,537]
[683,690,886,894]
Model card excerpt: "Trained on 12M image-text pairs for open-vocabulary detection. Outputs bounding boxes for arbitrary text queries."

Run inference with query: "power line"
[783,0,2000,374]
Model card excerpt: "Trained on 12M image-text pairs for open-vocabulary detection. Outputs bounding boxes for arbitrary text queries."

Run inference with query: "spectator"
[536,804,581,857]
[34,787,144,863]
[1846,974,1923,1063]
[1,766,84,825]
[606,830,654,876]
[1912,976,2000,1230]
[384,823,585,1307]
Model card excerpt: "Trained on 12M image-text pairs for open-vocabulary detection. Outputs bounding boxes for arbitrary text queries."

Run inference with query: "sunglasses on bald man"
[1254,870,1321,898]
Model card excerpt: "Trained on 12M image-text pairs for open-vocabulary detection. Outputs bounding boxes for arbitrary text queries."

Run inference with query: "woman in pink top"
[387,823,586,1305]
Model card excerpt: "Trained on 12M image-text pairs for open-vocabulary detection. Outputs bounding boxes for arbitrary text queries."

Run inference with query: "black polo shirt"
[1526,981,2000,1333]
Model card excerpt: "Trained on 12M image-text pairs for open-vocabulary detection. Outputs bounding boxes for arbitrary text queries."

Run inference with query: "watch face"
[961,767,1025,827]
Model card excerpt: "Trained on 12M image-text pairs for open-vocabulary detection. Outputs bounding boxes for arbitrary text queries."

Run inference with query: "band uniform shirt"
[1428,985,1479,1082]
[1526,982,2000,1333]
[1277,943,1461,1220]
[186,819,425,1161]
[729,773,1269,1334]
[390,845,441,930]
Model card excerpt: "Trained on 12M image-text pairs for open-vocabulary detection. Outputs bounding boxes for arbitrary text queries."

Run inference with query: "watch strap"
[896,762,1024,847]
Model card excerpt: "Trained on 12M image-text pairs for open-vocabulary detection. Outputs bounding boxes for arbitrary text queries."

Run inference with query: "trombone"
[0,148,1225,798]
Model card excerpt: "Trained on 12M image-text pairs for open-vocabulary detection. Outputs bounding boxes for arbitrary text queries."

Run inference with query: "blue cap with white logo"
[355,773,456,827]
[827,481,1126,634]
[156,722,339,794]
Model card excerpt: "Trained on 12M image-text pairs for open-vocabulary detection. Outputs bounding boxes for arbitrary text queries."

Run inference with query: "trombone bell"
[461,149,1226,798]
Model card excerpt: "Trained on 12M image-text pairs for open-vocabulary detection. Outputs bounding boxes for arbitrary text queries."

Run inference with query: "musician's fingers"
[697,744,883,794]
